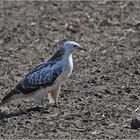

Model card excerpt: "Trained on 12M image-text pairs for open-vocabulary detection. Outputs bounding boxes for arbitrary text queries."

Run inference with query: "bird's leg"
[32,88,47,109]
[48,87,61,108]
[41,98,48,109]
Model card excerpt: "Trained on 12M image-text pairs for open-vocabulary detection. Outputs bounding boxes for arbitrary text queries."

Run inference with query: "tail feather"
[0,89,21,106]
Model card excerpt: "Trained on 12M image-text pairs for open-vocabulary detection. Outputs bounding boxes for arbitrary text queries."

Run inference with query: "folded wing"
[15,63,63,94]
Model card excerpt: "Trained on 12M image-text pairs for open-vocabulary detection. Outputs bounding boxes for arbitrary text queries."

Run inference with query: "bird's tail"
[0,88,22,106]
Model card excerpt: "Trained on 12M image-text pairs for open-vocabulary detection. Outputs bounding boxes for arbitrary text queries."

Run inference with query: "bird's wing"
[25,61,50,76]
[15,62,63,94]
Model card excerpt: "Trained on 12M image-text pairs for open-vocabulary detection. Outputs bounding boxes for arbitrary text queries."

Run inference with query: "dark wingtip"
[0,89,19,107]
[0,96,9,107]
[0,98,7,107]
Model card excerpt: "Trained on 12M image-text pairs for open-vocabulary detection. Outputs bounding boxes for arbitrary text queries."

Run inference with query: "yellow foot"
[42,102,48,109]
[40,99,48,109]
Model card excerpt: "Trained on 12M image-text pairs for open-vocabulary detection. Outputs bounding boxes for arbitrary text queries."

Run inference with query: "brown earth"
[0,1,140,139]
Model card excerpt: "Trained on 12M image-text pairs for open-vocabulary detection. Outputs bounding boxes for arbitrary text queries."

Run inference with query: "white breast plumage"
[50,54,73,90]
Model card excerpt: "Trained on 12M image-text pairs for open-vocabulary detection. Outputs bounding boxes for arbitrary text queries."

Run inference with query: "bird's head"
[61,41,86,55]
[49,41,86,62]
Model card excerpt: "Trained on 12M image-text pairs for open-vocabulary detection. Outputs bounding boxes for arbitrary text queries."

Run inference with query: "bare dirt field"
[0,1,140,139]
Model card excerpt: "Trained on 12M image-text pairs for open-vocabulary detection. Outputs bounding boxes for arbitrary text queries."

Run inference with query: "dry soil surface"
[0,1,140,139]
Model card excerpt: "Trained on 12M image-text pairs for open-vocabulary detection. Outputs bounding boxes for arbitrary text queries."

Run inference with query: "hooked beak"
[78,46,87,51]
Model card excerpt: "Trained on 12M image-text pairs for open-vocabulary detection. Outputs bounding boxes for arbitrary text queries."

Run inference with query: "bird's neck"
[49,49,65,62]
[68,54,73,67]
[49,48,73,62]
[63,51,73,58]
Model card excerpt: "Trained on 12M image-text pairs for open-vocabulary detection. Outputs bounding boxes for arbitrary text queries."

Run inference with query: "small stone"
[84,111,91,116]
[91,79,96,84]
[130,95,139,100]
[91,130,101,135]
[124,87,131,93]
[101,75,110,81]
[134,70,139,75]
[78,98,84,101]
[104,89,112,94]
[94,93,102,98]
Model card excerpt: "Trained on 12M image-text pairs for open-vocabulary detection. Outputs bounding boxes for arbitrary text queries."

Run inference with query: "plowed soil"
[0,1,140,139]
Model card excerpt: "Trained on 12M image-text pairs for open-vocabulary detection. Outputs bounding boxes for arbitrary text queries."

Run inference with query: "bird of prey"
[0,41,86,108]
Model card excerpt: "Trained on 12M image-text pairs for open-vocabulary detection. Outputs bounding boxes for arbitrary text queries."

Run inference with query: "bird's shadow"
[0,106,48,121]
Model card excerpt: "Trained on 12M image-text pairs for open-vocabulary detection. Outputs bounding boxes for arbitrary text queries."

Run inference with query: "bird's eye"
[73,45,78,48]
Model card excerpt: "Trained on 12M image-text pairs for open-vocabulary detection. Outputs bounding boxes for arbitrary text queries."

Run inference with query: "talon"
[42,103,47,108]
[54,101,62,108]
[54,102,60,108]
[40,99,48,109]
